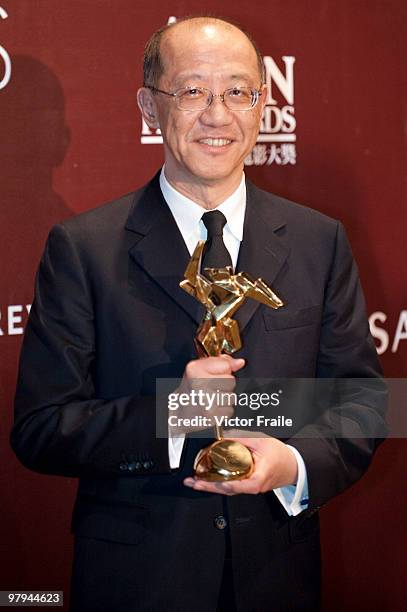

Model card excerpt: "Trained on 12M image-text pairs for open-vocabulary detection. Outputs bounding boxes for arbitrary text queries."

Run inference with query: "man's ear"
[137,87,160,129]
[259,84,268,114]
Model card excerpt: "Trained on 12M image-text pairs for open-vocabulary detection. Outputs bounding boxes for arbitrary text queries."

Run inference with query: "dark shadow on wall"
[0,55,73,290]
[0,56,75,608]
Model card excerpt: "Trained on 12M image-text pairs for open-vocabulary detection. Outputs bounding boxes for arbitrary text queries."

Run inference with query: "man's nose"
[199,96,233,125]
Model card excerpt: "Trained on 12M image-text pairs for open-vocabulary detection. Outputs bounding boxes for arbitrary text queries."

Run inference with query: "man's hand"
[170,355,245,435]
[183,432,298,495]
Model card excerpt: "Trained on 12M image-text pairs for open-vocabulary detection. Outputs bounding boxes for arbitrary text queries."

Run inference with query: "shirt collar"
[159,167,246,243]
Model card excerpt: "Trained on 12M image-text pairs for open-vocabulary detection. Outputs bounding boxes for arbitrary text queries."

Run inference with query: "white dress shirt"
[159,168,309,516]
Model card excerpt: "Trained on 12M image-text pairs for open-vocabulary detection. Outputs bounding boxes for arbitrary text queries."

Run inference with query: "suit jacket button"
[214,515,227,530]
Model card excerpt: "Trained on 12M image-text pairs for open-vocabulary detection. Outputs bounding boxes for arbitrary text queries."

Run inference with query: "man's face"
[139,22,265,188]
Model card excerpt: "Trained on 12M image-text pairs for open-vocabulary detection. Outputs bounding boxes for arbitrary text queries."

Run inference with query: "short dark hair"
[143,15,265,88]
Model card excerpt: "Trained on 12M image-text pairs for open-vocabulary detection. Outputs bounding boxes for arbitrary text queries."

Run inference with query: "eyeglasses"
[147,86,263,111]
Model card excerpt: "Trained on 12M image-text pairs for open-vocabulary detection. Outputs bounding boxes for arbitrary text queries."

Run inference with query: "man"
[11,16,386,612]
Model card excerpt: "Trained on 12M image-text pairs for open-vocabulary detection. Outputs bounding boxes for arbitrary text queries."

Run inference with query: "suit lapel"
[235,180,290,332]
[125,175,204,325]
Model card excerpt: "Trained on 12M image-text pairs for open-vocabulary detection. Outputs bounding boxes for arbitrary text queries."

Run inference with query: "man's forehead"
[161,19,255,56]
[159,20,259,79]
[163,18,242,40]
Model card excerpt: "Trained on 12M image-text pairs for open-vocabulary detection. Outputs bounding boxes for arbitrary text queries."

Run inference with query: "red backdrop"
[1,1,406,610]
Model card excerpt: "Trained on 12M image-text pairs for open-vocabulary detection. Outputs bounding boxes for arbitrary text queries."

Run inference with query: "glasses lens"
[176,87,209,110]
[224,87,257,110]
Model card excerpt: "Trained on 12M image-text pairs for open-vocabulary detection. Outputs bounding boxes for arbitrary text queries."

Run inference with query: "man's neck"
[163,169,244,210]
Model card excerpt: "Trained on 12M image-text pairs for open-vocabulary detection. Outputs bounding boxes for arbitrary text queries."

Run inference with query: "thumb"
[229,358,245,372]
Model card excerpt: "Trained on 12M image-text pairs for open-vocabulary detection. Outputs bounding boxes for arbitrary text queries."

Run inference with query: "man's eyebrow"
[173,73,204,85]
[228,73,254,82]
[173,72,255,86]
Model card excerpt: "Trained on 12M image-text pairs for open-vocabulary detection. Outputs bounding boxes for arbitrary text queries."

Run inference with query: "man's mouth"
[198,138,232,147]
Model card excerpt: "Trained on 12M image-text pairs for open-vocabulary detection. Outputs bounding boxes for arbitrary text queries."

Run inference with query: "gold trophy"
[180,241,284,481]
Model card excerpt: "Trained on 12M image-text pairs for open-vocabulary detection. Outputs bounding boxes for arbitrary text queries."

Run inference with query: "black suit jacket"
[11,174,386,611]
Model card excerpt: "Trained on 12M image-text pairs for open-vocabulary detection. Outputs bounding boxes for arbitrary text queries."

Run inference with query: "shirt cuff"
[273,444,309,516]
[168,434,185,468]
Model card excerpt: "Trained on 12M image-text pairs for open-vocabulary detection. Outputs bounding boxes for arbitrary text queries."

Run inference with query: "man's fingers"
[223,432,272,454]
[185,356,245,378]
[183,471,266,495]
[225,429,268,440]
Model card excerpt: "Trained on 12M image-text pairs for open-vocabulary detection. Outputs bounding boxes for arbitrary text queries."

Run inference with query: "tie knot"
[201,210,227,238]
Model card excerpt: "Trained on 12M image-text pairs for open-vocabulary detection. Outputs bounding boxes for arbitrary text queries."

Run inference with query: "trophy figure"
[180,241,284,481]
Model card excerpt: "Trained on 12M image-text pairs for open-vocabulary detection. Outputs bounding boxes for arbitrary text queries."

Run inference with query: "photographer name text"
[168,414,293,429]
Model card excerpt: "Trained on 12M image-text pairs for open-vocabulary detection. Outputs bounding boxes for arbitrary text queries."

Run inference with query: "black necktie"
[188,212,232,462]
[201,210,233,271]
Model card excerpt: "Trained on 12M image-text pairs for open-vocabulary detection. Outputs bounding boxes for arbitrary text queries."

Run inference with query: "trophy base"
[193,439,254,481]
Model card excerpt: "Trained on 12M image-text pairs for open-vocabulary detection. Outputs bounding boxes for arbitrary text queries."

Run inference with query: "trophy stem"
[214,423,223,440]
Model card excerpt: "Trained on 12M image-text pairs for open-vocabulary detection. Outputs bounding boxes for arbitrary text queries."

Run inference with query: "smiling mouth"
[198,138,232,147]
